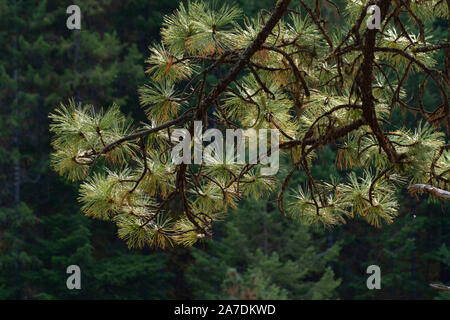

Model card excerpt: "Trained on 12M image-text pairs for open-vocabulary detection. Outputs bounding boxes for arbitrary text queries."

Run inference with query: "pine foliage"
[50,0,450,248]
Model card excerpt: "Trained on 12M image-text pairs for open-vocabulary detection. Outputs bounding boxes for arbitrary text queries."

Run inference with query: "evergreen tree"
[0,0,177,299]
[49,0,449,249]
[186,196,341,299]
[1,0,449,300]
[0,0,53,299]
[433,243,450,299]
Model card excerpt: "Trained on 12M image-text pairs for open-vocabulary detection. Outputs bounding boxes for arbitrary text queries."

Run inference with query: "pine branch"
[90,109,194,170]
[429,283,450,292]
[408,184,450,201]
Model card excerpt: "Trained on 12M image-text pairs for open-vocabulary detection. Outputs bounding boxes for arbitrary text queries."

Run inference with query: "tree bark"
[408,184,450,201]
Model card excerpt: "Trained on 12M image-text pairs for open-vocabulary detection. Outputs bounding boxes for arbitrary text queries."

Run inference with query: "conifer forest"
[0,0,449,301]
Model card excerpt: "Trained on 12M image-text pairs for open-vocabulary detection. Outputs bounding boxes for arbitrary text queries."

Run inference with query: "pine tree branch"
[90,109,194,170]
[429,283,450,292]
[408,184,450,201]
[194,0,292,120]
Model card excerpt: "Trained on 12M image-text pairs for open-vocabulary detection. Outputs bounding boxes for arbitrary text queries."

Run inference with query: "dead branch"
[408,184,450,201]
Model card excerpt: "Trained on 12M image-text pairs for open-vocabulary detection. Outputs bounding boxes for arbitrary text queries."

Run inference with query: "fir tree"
[186,196,341,299]
[0,0,176,299]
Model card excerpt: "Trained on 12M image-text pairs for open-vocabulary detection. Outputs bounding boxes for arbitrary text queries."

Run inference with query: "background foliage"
[0,0,448,299]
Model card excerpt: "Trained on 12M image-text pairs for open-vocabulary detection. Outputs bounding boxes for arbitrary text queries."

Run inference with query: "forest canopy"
[49,0,450,249]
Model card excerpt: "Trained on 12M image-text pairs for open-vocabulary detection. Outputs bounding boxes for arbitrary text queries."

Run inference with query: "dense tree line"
[0,0,448,300]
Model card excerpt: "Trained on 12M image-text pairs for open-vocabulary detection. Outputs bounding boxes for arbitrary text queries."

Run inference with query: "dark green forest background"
[0,0,448,299]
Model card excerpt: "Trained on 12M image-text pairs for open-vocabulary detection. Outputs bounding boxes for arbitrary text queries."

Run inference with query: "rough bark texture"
[408,184,450,201]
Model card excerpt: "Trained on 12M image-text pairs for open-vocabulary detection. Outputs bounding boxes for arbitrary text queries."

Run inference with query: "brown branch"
[359,0,405,164]
[408,184,450,201]
[298,0,333,49]
[195,0,292,119]
[260,45,310,96]
[90,109,194,170]
[429,283,450,292]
